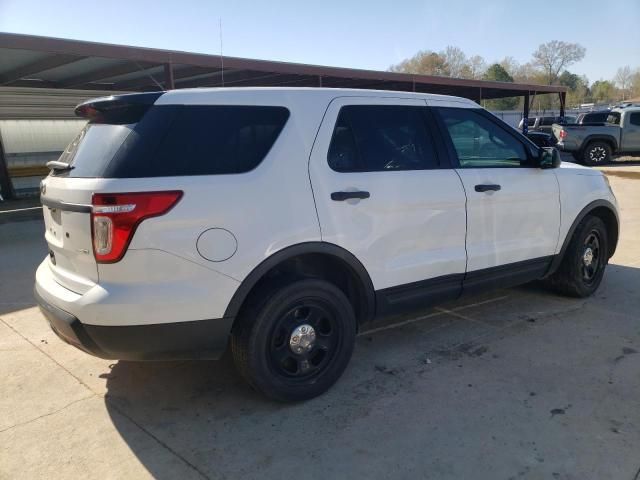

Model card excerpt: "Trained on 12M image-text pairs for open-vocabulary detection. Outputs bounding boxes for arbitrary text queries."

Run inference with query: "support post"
[0,134,16,200]
[318,75,322,87]
[523,92,530,135]
[164,63,175,90]
[559,91,566,123]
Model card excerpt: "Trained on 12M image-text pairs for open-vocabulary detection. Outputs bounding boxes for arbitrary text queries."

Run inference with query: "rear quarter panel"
[120,91,331,283]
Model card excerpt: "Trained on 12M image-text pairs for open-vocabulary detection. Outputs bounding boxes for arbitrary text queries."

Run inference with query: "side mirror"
[539,147,561,169]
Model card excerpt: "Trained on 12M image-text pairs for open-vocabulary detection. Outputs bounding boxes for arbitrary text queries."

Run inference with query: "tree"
[389,46,486,79]
[560,71,589,107]
[499,56,519,78]
[558,71,580,90]
[614,66,632,100]
[484,63,514,83]
[441,46,467,78]
[462,55,487,79]
[631,69,640,99]
[389,50,450,76]
[591,80,616,103]
[532,41,586,84]
[483,63,518,110]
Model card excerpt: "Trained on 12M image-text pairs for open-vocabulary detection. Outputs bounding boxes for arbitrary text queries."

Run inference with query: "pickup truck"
[553,107,640,165]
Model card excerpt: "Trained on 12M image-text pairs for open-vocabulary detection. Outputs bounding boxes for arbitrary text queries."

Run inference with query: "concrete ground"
[1,164,640,480]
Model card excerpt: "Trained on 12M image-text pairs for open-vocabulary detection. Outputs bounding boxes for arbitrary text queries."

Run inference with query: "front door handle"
[331,191,370,201]
[474,184,501,193]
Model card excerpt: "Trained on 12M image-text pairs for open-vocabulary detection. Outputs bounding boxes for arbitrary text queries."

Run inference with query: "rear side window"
[327,105,439,172]
[148,106,289,176]
[607,112,621,125]
[60,105,289,178]
[629,112,640,126]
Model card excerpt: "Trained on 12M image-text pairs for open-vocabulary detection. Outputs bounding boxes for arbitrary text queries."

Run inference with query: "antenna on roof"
[219,18,225,87]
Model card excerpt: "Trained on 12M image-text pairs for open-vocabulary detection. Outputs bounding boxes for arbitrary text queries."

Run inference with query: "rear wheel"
[231,278,356,402]
[546,215,608,297]
[583,141,611,166]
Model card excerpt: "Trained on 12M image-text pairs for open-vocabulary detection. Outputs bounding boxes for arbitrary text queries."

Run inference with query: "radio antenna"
[219,18,225,87]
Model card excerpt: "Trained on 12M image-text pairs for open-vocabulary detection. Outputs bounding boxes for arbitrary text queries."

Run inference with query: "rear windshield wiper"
[46,161,74,172]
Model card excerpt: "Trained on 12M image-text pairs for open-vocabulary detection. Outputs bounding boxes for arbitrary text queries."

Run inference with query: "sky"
[1,0,638,83]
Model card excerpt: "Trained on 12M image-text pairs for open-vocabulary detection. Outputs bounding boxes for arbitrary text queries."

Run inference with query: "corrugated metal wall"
[0,87,125,196]
[0,86,123,120]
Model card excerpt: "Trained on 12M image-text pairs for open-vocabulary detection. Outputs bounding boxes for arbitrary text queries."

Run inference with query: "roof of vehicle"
[155,87,481,108]
[612,106,640,113]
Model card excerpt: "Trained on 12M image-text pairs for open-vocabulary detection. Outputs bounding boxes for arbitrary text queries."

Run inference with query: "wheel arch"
[224,242,376,327]
[582,135,618,154]
[546,199,619,277]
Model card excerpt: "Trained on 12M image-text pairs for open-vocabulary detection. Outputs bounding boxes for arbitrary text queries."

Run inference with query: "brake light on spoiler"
[91,191,183,263]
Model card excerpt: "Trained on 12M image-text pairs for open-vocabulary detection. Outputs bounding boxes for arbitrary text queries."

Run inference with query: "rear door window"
[327,105,439,172]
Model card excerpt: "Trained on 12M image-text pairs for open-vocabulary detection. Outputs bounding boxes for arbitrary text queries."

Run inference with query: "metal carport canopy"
[0,32,566,99]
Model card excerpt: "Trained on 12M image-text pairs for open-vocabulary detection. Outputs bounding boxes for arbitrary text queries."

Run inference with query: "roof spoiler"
[75,92,164,123]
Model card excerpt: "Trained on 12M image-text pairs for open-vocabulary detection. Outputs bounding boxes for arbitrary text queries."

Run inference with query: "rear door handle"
[474,184,501,193]
[331,191,370,201]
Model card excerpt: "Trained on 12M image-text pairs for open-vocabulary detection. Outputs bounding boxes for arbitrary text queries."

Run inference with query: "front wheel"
[583,141,611,166]
[546,215,609,297]
[231,278,356,402]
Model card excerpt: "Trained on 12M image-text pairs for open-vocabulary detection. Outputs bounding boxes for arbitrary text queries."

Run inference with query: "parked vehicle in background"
[35,88,619,401]
[526,131,557,148]
[576,110,611,125]
[518,115,577,134]
[553,107,640,165]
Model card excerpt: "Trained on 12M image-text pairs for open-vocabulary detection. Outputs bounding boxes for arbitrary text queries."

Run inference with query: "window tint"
[327,105,439,172]
[583,112,607,123]
[151,106,289,176]
[438,107,529,168]
[64,105,289,178]
[629,112,640,126]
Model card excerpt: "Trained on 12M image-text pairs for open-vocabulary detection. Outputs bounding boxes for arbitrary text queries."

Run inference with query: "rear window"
[582,112,608,123]
[57,105,290,178]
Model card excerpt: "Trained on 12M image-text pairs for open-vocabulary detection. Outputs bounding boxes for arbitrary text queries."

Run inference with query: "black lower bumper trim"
[34,288,233,360]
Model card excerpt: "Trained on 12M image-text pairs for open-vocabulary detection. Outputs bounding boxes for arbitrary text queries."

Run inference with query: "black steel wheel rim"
[268,298,341,381]
[582,230,601,284]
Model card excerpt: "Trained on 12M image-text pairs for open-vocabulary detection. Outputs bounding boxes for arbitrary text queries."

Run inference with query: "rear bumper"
[34,287,233,361]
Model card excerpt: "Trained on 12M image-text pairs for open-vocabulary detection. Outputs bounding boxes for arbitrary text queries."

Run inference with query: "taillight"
[559,130,568,139]
[91,191,183,263]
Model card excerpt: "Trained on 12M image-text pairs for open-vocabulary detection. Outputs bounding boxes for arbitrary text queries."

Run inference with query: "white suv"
[35,88,619,401]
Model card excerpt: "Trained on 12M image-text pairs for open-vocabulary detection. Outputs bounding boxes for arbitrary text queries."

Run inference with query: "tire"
[583,141,611,166]
[231,278,356,402]
[546,215,608,297]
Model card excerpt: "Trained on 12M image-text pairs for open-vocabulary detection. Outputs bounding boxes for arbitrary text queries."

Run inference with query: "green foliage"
[591,80,616,103]
[484,64,514,83]
[482,64,518,110]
